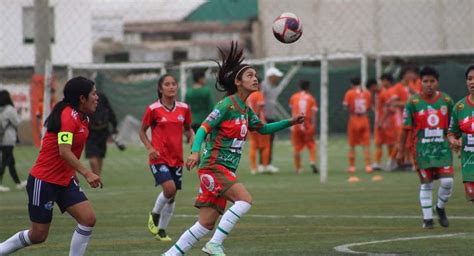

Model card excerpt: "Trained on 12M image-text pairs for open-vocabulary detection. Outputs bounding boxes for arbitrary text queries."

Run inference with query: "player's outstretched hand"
[85,172,102,189]
[291,113,305,125]
[186,152,200,171]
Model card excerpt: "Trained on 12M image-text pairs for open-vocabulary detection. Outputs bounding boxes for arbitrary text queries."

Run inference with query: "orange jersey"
[343,87,372,115]
[289,91,318,131]
[246,91,266,121]
[388,82,410,104]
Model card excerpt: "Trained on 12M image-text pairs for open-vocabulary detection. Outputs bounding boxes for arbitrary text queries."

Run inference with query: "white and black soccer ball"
[272,12,303,44]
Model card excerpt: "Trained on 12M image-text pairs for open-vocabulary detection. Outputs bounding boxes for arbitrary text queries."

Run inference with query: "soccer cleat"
[155,229,172,242]
[257,165,265,173]
[202,242,226,256]
[266,165,279,173]
[295,169,303,174]
[436,206,449,227]
[347,176,361,183]
[365,166,373,173]
[148,212,159,235]
[0,185,10,192]
[371,163,382,171]
[310,164,319,174]
[422,219,434,229]
[385,159,398,172]
[15,180,27,190]
[250,169,257,175]
[345,166,356,174]
[371,175,383,182]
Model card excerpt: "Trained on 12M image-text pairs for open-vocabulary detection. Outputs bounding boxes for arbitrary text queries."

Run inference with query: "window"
[105,52,130,63]
[23,6,55,44]
[172,50,188,62]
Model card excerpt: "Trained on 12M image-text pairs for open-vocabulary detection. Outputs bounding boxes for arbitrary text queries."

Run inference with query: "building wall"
[0,0,92,67]
[259,0,474,57]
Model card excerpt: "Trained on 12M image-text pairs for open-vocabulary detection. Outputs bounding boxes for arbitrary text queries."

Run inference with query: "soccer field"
[1,136,474,255]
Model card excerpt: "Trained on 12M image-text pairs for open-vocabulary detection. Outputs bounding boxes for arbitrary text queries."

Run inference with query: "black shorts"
[26,175,88,224]
[85,131,108,158]
[150,164,183,190]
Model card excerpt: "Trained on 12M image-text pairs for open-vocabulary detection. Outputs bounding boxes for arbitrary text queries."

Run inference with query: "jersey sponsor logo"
[230,139,246,154]
[206,109,221,122]
[240,124,248,137]
[427,114,440,127]
[178,115,185,122]
[159,165,169,173]
[44,201,54,211]
[58,132,73,145]
[424,128,443,138]
[200,174,215,191]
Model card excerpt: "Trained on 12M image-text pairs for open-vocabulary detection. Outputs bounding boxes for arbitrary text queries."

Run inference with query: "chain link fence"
[0,0,473,182]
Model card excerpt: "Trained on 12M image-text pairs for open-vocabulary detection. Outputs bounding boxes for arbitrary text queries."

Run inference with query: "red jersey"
[30,106,89,186]
[142,100,191,166]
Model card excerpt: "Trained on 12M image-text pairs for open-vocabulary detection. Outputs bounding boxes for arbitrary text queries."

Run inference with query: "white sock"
[164,221,210,256]
[152,192,171,215]
[69,224,93,256]
[210,201,251,245]
[420,183,433,220]
[159,201,176,230]
[437,177,453,209]
[0,230,31,254]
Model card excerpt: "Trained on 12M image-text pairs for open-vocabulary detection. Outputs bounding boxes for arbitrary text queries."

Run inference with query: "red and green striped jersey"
[199,95,264,172]
[403,92,453,169]
[449,96,474,181]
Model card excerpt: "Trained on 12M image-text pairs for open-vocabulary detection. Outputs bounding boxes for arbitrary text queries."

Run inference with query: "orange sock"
[364,146,371,166]
[294,151,301,170]
[308,142,317,163]
[375,145,382,164]
[349,148,355,166]
[249,144,257,170]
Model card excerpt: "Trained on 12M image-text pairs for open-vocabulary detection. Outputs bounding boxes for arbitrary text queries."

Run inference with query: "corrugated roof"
[185,0,258,24]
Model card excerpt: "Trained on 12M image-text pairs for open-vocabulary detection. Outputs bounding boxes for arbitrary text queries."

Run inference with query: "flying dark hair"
[465,65,474,79]
[157,74,176,99]
[45,76,95,133]
[214,41,252,96]
[0,90,14,107]
[380,73,394,83]
[420,66,439,80]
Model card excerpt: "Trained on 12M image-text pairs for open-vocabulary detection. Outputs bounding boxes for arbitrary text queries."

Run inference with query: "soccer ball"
[272,12,303,44]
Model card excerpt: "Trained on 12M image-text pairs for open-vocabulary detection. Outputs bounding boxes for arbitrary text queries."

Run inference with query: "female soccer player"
[162,41,304,256]
[448,65,474,203]
[140,74,194,241]
[0,77,101,255]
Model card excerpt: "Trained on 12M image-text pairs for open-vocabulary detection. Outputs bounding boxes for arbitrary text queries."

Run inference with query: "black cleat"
[423,219,434,229]
[436,206,449,227]
[310,164,319,174]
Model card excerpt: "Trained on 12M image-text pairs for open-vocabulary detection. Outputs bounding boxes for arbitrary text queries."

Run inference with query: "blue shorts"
[26,175,88,224]
[150,164,182,190]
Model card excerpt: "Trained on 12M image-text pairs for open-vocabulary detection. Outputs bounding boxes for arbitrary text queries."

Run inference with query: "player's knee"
[240,194,253,205]
[163,189,176,199]
[440,177,453,189]
[29,230,48,244]
[79,214,96,227]
[420,182,433,190]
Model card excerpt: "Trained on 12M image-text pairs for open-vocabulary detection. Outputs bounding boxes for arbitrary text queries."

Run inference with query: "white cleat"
[0,185,11,192]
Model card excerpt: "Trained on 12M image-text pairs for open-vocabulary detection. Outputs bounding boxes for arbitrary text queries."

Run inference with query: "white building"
[0,0,92,67]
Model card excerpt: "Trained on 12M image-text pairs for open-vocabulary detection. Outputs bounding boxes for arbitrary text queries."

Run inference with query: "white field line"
[333,233,466,255]
[168,214,474,220]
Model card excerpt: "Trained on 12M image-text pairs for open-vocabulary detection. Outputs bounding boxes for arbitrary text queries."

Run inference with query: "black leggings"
[0,146,20,184]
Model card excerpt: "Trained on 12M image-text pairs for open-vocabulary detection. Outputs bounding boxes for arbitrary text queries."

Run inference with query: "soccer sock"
[152,192,171,215]
[159,200,176,231]
[261,146,270,166]
[294,152,301,170]
[375,145,382,164]
[249,144,257,170]
[165,221,211,255]
[210,201,251,245]
[69,224,93,256]
[0,230,31,254]
[309,143,317,163]
[437,177,453,209]
[388,145,396,159]
[348,148,355,166]
[364,146,371,166]
[420,183,433,220]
